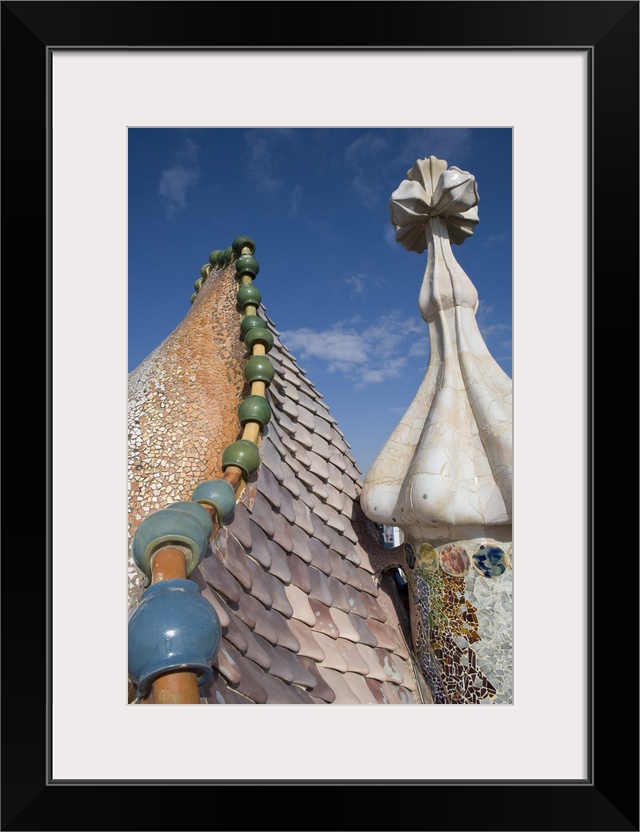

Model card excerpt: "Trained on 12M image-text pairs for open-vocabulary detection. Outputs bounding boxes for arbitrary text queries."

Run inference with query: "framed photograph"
[5,2,637,830]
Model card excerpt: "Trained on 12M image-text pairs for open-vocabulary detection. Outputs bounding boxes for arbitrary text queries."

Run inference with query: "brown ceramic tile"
[334,638,370,675]
[356,644,387,683]
[342,559,364,592]
[270,510,294,553]
[214,639,243,685]
[281,396,299,420]
[195,578,231,628]
[297,658,336,703]
[316,666,360,704]
[225,649,269,704]
[277,379,299,403]
[288,525,313,567]
[309,432,332,461]
[365,677,390,704]
[341,522,359,545]
[294,404,315,431]
[287,618,325,662]
[388,653,416,690]
[360,590,388,623]
[367,618,401,652]
[352,540,376,574]
[249,565,291,618]
[227,615,271,669]
[276,410,297,438]
[357,568,380,598]
[327,549,349,583]
[225,502,254,549]
[260,434,285,483]
[292,422,314,450]
[249,490,276,538]
[342,581,368,617]
[263,535,292,584]
[323,482,344,512]
[348,614,378,647]
[309,511,331,546]
[256,462,282,510]
[308,499,329,524]
[328,451,348,473]
[285,552,312,594]
[205,675,253,705]
[259,669,316,704]
[379,681,403,704]
[295,389,319,415]
[293,445,312,470]
[306,565,334,607]
[228,589,257,631]
[241,592,280,645]
[397,686,417,704]
[297,466,318,493]
[329,607,362,642]
[326,576,351,613]
[324,508,346,534]
[243,556,273,608]
[269,641,317,689]
[326,527,352,559]
[343,671,379,704]
[375,648,404,685]
[252,635,295,684]
[280,461,301,499]
[275,484,296,525]
[308,598,340,639]
[266,606,301,652]
[246,519,272,569]
[305,536,332,576]
[314,632,349,673]
[292,498,315,537]
[203,552,243,605]
[221,532,253,591]
[217,599,249,653]
[326,461,346,491]
[340,473,358,501]
[284,583,317,627]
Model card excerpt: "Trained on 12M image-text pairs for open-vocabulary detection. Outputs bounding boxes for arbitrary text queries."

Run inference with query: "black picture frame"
[3,2,638,830]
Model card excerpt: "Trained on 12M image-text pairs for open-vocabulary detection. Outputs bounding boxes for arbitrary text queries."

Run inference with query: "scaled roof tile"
[288,618,326,662]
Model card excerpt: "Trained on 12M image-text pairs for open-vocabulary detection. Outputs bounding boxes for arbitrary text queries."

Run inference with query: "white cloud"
[344,274,366,296]
[280,310,425,388]
[158,139,200,217]
[243,128,297,192]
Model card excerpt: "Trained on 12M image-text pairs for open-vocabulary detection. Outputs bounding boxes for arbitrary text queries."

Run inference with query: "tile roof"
[128,256,428,705]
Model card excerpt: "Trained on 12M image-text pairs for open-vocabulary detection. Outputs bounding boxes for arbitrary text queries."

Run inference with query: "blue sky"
[128,128,512,476]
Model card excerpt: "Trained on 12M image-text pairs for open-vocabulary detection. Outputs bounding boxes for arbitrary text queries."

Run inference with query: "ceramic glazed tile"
[335,638,370,675]
[203,553,243,605]
[284,583,317,627]
[314,632,349,673]
[225,503,254,550]
[297,658,336,703]
[329,607,362,642]
[306,565,334,607]
[246,520,273,569]
[287,618,326,662]
[344,671,379,704]
[316,667,360,704]
[308,598,340,639]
